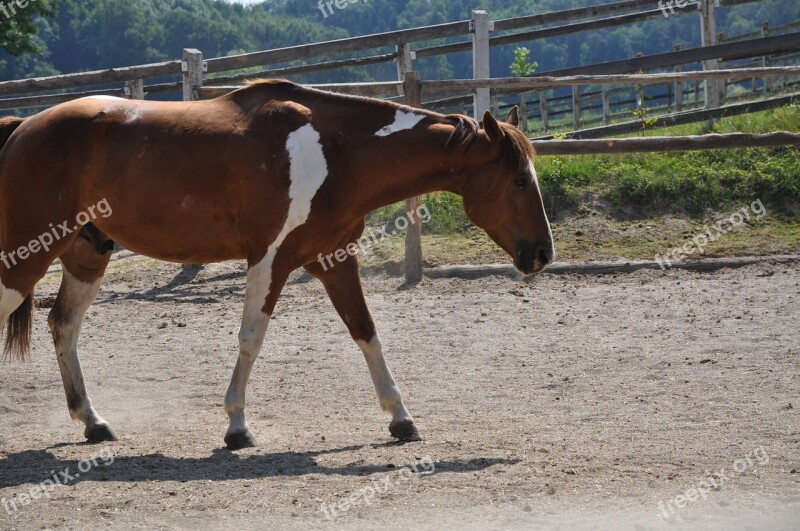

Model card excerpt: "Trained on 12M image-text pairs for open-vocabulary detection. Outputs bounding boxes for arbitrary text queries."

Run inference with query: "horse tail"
[0,116,31,362]
[4,294,33,361]
[0,116,25,150]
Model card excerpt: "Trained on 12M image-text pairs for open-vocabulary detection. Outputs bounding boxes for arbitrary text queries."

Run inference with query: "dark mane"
[445,114,479,152]
[242,77,397,107]
[444,113,535,171]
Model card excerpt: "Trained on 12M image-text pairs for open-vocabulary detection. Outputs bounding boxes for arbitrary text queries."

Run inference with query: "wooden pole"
[572,85,581,129]
[539,90,549,132]
[396,43,413,80]
[125,79,145,100]
[700,0,721,111]
[182,48,204,102]
[404,71,423,284]
[472,10,492,119]
[519,93,528,132]
[762,21,772,94]
[674,43,683,112]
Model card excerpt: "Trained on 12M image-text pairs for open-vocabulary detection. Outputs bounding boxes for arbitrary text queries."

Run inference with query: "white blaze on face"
[530,158,554,246]
[245,123,329,325]
[374,109,425,137]
[528,158,539,187]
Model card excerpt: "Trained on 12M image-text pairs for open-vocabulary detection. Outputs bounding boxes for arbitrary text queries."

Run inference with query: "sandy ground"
[0,253,798,530]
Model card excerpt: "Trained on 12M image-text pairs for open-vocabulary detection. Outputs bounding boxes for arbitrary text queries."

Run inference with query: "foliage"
[0,0,57,56]
[536,106,800,216]
[509,47,537,77]
[1,0,798,86]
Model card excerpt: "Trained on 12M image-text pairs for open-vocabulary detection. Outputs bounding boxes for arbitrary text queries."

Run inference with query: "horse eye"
[515,178,527,190]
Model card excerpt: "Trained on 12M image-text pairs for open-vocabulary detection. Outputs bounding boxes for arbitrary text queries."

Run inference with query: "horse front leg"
[224,252,289,450]
[305,256,420,442]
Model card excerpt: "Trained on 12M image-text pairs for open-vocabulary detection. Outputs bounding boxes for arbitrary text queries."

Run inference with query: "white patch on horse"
[181,195,195,209]
[225,123,329,437]
[250,122,328,301]
[374,109,425,137]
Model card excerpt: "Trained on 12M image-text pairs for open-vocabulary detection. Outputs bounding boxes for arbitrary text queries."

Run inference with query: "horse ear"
[506,106,520,128]
[482,110,504,142]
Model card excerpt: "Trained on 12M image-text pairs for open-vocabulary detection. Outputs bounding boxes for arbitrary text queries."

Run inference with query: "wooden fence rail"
[532,132,800,155]
[0,61,181,97]
[421,67,800,94]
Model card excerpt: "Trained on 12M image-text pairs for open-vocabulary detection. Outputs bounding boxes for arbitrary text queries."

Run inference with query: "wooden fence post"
[602,85,611,125]
[403,71,423,284]
[519,93,528,133]
[572,85,581,129]
[674,43,683,112]
[182,48,205,102]
[699,0,721,110]
[395,43,414,80]
[539,91,549,132]
[472,10,492,119]
[762,21,771,94]
[125,79,144,100]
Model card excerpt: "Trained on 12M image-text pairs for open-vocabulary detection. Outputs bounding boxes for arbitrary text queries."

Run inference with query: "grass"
[364,105,800,266]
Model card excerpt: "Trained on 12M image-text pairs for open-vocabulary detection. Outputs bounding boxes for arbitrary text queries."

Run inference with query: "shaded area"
[0,446,518,488]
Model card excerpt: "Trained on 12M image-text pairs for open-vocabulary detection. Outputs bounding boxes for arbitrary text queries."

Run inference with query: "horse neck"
[344,122,483,217]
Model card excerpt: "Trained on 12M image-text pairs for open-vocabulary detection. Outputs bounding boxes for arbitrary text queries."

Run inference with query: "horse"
[0,79,554,449]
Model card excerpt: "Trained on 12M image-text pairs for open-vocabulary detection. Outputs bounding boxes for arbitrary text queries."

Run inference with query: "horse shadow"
[93,261,316,306]
[0,443,519,489]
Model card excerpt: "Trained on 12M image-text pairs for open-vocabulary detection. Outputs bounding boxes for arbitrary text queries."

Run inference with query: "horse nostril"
[535,244,553,266]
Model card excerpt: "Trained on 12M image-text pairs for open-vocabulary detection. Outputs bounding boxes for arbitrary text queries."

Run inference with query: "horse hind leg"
[49,229,115,443]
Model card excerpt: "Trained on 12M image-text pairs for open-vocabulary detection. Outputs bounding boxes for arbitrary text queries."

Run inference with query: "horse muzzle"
[514,240,554,275]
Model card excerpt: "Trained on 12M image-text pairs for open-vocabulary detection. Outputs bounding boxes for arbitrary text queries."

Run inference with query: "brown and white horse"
[0,79,553,449]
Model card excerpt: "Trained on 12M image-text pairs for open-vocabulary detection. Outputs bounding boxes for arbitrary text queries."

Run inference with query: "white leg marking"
[225,122,329,437]
[374,109,426,137]
[356,336,413,424]
[225,262,272,437]
[50,271,109,430]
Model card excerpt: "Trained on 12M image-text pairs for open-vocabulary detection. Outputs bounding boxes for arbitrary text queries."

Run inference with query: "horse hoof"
[225,431,257,450]
[389,420,421,442]
[85,424,118,443]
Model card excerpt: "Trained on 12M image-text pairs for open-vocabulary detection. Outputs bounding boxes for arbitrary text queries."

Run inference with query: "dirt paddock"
[0,253,798,530]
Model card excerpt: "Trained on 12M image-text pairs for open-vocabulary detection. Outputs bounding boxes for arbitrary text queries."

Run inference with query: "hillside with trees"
[1,0,797,84]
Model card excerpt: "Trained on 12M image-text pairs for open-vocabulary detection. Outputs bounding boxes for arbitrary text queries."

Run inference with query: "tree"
[509,47,538,77]
[0,0,58,56]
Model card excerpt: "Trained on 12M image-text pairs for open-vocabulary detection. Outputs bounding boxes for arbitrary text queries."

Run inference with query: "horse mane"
[445,114,534,171]
[244,78,296,88]
[445,115,479,152]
